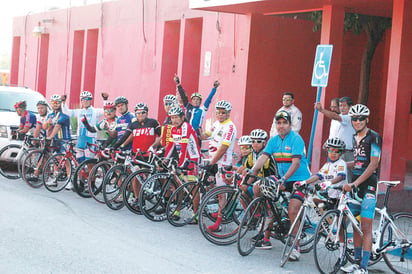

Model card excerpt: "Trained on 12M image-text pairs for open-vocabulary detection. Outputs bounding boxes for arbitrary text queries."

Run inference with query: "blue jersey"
[263,130,310,182]
[47,110,71,140]
[20,111,37,131]
[116,112,135,150]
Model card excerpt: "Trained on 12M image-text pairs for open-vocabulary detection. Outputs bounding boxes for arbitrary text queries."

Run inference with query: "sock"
[208,216,222,231]
[263,237,270,242]
[339,242,345,257]
[360,250,371,270]
[354,247,362,261]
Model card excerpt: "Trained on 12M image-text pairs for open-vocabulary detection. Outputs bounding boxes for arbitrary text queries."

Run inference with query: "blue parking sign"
[311,45,333,87]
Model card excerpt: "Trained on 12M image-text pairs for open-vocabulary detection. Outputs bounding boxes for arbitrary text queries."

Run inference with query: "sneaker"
[341,262,360,273]
[334,256,347,269]
[251,233,264,243]
[154,207,166,215]
[46,180,57,187]
[289,248,301,261]
[352,268,368,274]
[255,239,272,250]
[171,211,181,221]
[186,214,198,225]
[65,182,73,191]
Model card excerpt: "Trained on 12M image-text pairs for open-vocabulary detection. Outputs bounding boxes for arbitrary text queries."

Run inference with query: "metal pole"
[307,86,322,165]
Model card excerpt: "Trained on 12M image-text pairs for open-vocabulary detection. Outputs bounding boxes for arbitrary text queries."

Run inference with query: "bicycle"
[313,181,412,274]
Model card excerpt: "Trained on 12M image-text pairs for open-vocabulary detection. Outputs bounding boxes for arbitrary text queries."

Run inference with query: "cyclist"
[34,100,49,138]
[250,110,310,256]
[174,75,219,137]
[200,100,237,232]
[14,100,36,136]
[113,96,135,151]
[165,106,201,223]
[235,135,252,170]
[341,104,381,274]
[62,91,107,162]
[81,101,117,147]
[155,94,179,148]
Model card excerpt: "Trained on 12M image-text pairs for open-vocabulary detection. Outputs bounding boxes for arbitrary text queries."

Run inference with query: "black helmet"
[36,100,48,107]
[114,96,128,105]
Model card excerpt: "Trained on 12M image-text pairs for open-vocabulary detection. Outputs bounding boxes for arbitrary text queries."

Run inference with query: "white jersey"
[62,103,104,139]
[207,119,237,166]
[36,114,48,137]
[316,158,347,199]
[270,104,302,137]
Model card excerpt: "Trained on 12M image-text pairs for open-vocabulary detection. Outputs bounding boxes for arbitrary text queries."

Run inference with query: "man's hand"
[61,95,67,102]
[343,183,354,193]
[174,74,180,85]
[314,102,323,112]
[101,92,109,100]
[213,80,220,88]
[294,180,306,188]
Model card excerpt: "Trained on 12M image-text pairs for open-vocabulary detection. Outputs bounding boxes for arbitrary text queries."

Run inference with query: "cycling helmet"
[80,91,93,100]
[168,106,184,116]
[238,135,252,146]
[258,176,278,200]
[275,110,291,123]
[36,100,48,107]
[135,102,148,112]
[163,94,177,104]
[103,101,115,110]
[191,92,202,101]
[50,94,62,102]
[114,96,128,105]
[325,137,346,151]
[215,100,232,112]
[250,129,268,140]
[14,100,27,109]
[348,104,370,117]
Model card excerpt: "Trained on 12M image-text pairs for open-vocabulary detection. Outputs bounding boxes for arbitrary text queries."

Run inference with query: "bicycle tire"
[103,165,129,210]
[43,153,73,192]
[280,206,307,267]
[380,212,412,274]
[237,196,266,256]
[0,144,22,179]
[122,169,151,215]
[72,158,97,198]
[166,181,200,227]
[313,209,346,274]
[299,204,322,254]
[17,147,32,179]
[198,186,248,246]
[139,173,179,222]
[88,160,112,203]
[21,149,49,188]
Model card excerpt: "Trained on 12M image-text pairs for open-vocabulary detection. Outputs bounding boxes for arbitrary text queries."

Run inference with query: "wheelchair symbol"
[314,52,328,80]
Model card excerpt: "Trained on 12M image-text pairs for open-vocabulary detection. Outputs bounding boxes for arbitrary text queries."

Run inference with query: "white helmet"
[238,135,252,146]
[348,104,370,117]
[168,106,184,116]
[80,91,93,100]
[215,100,232,112]
[163,94,177,104]
[50,94,62,102]
[258,176,278,200]
[325,137,346,151]
[250,129,268,140]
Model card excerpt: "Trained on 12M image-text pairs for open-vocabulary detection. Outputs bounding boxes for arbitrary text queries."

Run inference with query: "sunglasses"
[282,98,292,101]
[104,109,115,113]
[327,148,341,153]
[81,98,92,101]
[240,145,251,150]
[252,140,264,144]
[136,111,147,115]
[275,112,290,120]
[164,102,174,106]
[216,111,228,115]
[351,116,367,122]
[51,100,61,105]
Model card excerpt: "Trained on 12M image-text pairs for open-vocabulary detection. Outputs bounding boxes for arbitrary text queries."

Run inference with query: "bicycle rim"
[166,181,198,227]
[123,169,151,215]
[0,144,22,179]
[43,154,72,192]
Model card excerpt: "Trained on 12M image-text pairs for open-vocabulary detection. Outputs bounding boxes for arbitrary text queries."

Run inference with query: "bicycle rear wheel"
[198,186,248,246]
[0,144,22,179]
[313,209,346,274]
[43,153,73,192]
[103,165,129,210]
[380,212,412,274]
[72,158,97,198]
[166,181,199,227]
[237,196,266,256]
[122,169,151,214]
[88,160,112,203]
[21,149,49,188]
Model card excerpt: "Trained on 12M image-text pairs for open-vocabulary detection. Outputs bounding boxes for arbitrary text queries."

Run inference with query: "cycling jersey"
[116,112,135,150]
[270,104,302,137]
[243,150,278,178]
[316,158,347,199]
[263,130,310,182]
[122,118,161,153]
[46,110,71,140]
[177,85,217,132]
[166,122,200,169]
[161,116,173,147]
[35,114,47,137]
[20,111,37,134]
[206,118,237,166]
[352,129,382,196]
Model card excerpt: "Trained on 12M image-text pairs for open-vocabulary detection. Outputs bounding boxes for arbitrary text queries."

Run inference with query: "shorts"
[75,147,95,161]
[348,192,376,219]
[284,181,305,203]
[216,164,233,187]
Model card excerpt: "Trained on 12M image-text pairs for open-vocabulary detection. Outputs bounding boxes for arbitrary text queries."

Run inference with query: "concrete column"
[311,5,344,172]
[381,0,412,189]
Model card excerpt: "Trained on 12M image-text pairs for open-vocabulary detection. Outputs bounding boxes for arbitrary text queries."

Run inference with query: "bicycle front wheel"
[313,209,346,274]
[72,158,97,198]
[380,212,412,274]
[0,144,22,179]
[88,160,112,203]
[103,165,129,210]
[166,181,199,227]
[43,153,73,192]
[21,149,49,188]
[237,196,266,256]
[122,169,151,215]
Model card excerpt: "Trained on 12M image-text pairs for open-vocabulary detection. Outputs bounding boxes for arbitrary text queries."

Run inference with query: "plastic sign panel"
[311,45,333,87]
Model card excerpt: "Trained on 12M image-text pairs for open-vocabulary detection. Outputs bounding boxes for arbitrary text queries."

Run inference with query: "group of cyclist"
[11,75,382,274]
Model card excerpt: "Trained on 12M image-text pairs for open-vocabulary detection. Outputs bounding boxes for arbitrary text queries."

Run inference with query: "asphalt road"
[0,177,392,274]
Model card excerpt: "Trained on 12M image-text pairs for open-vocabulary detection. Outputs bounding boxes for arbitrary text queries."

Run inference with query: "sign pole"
[307,86,322,165]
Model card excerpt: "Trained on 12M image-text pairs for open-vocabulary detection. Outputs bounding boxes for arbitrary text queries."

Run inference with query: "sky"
[0,0,102,70]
